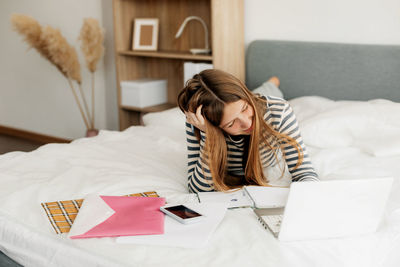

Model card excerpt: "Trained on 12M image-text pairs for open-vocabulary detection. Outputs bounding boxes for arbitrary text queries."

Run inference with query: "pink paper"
[70,196,165,239]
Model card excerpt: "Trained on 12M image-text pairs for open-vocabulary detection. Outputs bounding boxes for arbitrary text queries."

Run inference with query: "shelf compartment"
[113,0,211,52]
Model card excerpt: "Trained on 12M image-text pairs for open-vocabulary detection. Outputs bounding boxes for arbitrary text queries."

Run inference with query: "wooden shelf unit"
[117,50,213,61]
[113,0,244,130]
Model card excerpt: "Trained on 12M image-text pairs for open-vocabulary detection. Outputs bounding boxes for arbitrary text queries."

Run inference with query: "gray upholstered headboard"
[246,40,400,102]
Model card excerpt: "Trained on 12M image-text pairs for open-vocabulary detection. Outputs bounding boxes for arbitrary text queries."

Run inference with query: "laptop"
[254,177,393,241]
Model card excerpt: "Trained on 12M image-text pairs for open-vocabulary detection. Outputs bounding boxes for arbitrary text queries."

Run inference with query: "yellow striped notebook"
[41,191,159,234]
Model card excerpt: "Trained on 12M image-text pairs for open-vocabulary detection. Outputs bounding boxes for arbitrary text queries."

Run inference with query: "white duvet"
[1,96,400,267]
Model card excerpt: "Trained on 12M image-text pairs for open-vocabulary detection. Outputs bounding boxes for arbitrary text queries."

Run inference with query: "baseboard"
[0,125,71,144]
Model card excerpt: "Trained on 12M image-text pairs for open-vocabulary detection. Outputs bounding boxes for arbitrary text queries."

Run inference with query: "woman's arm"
[185,122,216,192]
[277,100,319,182]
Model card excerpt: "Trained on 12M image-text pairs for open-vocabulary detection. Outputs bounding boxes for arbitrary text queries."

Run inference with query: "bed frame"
[246,40,400,102]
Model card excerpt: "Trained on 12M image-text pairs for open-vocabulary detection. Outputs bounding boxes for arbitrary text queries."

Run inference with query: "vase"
[86,129,99,137]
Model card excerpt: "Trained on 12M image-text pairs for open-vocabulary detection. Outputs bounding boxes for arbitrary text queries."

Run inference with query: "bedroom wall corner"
[101,0,119,132]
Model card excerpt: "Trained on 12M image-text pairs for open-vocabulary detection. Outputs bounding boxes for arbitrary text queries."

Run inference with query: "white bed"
[1,96,400,267]
[1,40,400,267]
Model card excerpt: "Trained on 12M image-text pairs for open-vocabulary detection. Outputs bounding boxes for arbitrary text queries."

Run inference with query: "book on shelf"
[183,62,213,84]
[196,186,289,209]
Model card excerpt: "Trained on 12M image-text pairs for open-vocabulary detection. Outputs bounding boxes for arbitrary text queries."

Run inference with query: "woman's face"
[219,100,254,135]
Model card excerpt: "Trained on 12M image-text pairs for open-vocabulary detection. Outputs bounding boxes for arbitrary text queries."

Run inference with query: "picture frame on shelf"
[132,18,159,51]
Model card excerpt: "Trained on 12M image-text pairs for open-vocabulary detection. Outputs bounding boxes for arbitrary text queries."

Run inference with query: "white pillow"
[295,98,400,149]
[142,107,186,129]
[252,81,284,99]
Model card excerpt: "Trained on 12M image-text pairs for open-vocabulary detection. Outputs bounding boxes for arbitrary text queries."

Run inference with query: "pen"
[196,193,201,203]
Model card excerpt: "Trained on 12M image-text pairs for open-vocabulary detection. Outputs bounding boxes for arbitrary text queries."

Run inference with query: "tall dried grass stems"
[11,14,104,132]
[79,18,105,129]
[79,18,104,73]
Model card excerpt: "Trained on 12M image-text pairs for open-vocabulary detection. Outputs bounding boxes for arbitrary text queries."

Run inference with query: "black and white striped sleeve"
[185,122,215,192]
[277,101,319,182]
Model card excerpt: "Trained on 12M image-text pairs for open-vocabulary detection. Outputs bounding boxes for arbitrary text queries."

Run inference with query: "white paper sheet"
[116,202,228,248]
[68,194,115,238]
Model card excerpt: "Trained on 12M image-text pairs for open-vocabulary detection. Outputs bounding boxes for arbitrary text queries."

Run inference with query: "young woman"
[177,69,319,193]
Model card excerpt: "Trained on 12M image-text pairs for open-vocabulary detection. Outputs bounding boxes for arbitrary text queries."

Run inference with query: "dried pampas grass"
[10,14,42,46]
[79,18,104,73]
[10,13,105,132]
[42,26,82,84]
[10,14,53,68]
[78,18,105,129]
[11,14,82,84]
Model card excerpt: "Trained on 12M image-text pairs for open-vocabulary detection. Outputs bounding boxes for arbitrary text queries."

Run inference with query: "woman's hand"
[185,105,206,132]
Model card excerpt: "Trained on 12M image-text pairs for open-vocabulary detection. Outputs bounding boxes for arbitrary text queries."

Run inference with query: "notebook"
[196,185,289,209]
[254,178,393,241]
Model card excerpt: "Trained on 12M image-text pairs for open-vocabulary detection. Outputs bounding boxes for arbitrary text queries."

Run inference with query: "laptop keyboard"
[260,215,283,235]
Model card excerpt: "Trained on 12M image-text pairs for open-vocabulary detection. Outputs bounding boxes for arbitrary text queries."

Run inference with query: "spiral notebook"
[196,186,289,209]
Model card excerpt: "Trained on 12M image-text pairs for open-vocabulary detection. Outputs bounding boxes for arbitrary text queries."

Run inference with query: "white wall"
[0,0,111,139]
[1,0,400,140]
[245,0,400,46]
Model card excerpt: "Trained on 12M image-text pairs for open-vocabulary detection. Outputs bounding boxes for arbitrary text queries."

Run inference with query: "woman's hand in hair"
[185,105,206,132]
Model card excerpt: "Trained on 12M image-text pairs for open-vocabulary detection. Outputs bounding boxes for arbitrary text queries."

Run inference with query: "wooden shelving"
[117,50,213,61]
[121,103,176,113]
[113,0,244,130]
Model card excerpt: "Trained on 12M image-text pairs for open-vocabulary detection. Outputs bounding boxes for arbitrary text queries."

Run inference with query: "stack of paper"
[66,194,229,249]
[65,186,287,247]
[116,202,229,248]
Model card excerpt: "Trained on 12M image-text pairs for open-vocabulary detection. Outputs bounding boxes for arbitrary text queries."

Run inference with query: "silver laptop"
[254,177,393,241]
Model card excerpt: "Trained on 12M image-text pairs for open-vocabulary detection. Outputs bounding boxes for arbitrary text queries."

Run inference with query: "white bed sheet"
[1,96,400,267]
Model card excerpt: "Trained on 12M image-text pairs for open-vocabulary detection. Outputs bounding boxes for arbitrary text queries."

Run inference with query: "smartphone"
[160,204,205,224]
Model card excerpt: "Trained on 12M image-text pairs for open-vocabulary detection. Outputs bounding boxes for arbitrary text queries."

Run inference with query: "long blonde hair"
[178,69,303,191]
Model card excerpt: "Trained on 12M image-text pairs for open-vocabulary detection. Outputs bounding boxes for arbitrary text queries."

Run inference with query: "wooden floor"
[0,133,43,154]
[0,251,22,267]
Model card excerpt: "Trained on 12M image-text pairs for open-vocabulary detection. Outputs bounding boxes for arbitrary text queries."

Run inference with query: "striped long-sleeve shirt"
[185,96,319,193]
